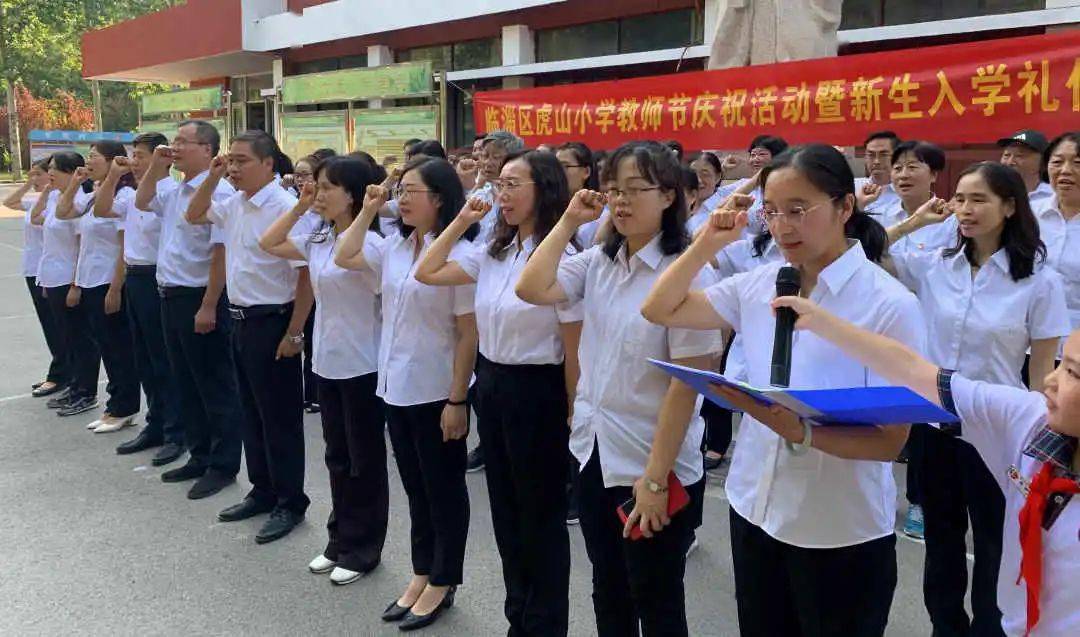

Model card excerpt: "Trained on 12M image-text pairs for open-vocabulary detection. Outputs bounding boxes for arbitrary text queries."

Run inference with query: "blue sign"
[28,130,135,143]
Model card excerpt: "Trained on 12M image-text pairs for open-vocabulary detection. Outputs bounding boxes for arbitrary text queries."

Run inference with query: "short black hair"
[178,119,221,155]
[311,148,337,162]
[863,130,900,149]
[410,139,447,160]
[231,130,280,161]
[1043,132,1080,183]
[891,140,946,172]
[133,132,168,152]
[748,135,788,156]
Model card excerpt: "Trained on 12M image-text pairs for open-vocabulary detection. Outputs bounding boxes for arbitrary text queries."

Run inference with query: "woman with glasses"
[555,142,604,248]
[334,156,476,632]
[886,162,1069,637]
[641,144,925,637]
[260,155,388,586]
[31,152,101,417]
[415,150,581,636]
[517,141,717,637]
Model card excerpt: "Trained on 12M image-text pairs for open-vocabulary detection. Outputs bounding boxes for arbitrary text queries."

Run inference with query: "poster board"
[279,111,350,161]
[353,106,437,164]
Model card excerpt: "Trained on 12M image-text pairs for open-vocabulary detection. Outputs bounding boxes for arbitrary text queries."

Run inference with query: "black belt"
[126,264,157,275]
[228,302,293,321]
[158,285,205,299]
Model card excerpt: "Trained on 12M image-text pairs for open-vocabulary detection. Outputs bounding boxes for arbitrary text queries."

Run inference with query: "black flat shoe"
[116,430,164,455]
[255,508,303,544]
[161,461,206,483]
[32,382,63,397]
[218,497,274,522]
[32,381,44,390]
[703,454,725,472]
[187,471,235,500]
[382,600,412,623]
[151,442,185,466]
[399,587,456,632]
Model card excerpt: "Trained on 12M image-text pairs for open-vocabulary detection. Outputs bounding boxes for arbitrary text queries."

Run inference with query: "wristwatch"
[644,477,668,494]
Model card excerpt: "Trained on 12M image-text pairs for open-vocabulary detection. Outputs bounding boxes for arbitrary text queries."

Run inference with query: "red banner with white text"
[474,31,1080,151]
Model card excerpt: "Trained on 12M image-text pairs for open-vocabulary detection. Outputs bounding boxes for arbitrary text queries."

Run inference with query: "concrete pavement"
[0,204,935,636]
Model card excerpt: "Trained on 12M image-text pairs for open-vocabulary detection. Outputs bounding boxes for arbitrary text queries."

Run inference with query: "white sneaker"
[329,566,364,586]
[93,415,135,434]
[308,554,336,574]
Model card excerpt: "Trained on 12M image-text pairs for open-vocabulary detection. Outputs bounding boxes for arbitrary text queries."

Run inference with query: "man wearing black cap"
[998,129,1053,209]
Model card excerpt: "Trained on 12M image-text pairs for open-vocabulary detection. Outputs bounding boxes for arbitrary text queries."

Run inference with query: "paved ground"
[0,189,936,636]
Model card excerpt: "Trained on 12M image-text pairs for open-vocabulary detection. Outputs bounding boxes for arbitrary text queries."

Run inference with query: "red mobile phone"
[616,472,691,541]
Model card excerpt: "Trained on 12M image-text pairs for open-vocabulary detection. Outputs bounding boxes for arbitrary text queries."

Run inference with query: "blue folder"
[649,359,959,425]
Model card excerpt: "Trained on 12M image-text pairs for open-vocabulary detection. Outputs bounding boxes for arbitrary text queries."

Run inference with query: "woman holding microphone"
[516,140,717,637]
[415,150,581,636]
[334,156,475,631]
[640,144,925,637]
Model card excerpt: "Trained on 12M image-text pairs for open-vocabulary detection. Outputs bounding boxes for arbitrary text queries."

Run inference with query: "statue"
[708,0,844,69]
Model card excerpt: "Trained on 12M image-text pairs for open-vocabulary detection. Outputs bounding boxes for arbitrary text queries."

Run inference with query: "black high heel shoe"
[398,586,456,632]
[381,598,412,623]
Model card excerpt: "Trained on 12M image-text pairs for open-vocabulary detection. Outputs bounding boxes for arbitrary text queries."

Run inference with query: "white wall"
[244,0,566,52]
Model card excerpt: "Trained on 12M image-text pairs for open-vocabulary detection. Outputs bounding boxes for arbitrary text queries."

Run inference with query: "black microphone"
[770,266,801,387]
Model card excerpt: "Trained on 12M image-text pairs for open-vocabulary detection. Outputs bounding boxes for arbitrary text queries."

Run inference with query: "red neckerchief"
[1017,461,1080,635]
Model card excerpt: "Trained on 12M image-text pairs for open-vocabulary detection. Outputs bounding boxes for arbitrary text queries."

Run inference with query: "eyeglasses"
[749,150,772,160]
[493,180,535,194]
[393,185,433,199]
[606,186,660,200]
[171,138,209,149]
[761,201,831,226]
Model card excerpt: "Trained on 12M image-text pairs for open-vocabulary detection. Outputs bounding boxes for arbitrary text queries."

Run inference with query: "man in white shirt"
[135,120,243,501]
[998,129,1054,210]
[185,130,313,544]
[855,130,901,217]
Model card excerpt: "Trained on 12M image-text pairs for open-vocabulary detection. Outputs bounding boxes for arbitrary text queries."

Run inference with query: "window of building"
[245,74,272,103]
[536,10,703,63]
[339,54,368,69]
[293,58,339,75]
[453,38,501,71]
[841,0,1045,29]
[397,45,452,74]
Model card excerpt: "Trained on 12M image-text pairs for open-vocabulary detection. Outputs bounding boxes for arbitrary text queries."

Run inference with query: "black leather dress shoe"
[255,508,303,544]
[399,587,456,632]
[151,442,184,466]
[187,471,235,500]
[218,498,274,522]
[381,600,412,623]
[161,461,206,483]
[32,382,64,397]
[46,389,72,409]
[116,430,164,455]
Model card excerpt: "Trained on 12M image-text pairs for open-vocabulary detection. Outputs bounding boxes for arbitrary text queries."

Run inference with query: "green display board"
[353,106,437,164]
[138,118,227,145]
[141,87,223,116]
[280,112,350,162]
[281,62,433,105]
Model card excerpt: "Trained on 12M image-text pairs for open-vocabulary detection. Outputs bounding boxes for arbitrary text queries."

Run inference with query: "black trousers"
[919,426,1006,637]
[905,423,927,506]
[302,308,318,405]
[231,308,309,515]
[159,288,241,476]
[44,284,99,400]
[476,356,570,637]
[125,268,183,444]
[26,277,68,385]
[318,373,387,572]
[701,401,733,456]
[729,509,897,637]
[386,400,470,586]
[576,448,705,637]
[80,284,140,417]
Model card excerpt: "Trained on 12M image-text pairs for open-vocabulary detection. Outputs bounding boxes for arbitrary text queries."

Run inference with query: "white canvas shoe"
[308,554,336,574]
[329,567,364,586]
[93,415,135,434]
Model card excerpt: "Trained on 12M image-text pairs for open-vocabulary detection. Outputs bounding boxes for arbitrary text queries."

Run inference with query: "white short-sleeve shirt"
[556,236,719,488]
[291,229,383,379]
[894,248,1069,387]
[947,374,1079,637]
[876,199,959,258]
[575,207,609,248]
[455,237,583,366]
[1036,200,1080,331]
[1029,181,1054,210]
[705,240,927,548]
[147,170,234,288]
[20,192,44,277]
[362,230,476,406]
[207,181,299,307]
[75,194,124,289]
[37,190,92,288]
[854,178,900,217]
[123,180,177,266]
